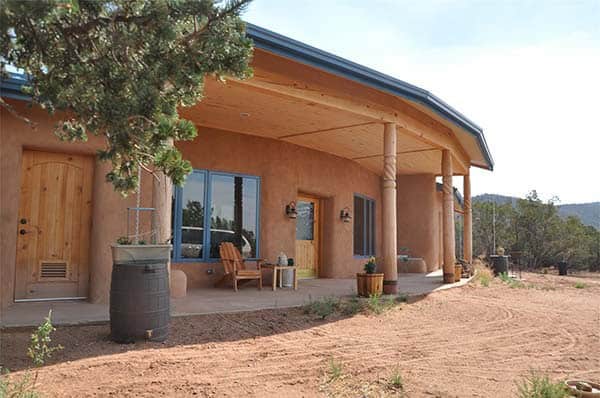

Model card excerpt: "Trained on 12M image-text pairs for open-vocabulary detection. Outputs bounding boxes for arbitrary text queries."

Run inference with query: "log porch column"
[152,139,174,246]
[442,150,456,283]
[151,172,173,245]
[382,122,398,294]
[463,171,473,263]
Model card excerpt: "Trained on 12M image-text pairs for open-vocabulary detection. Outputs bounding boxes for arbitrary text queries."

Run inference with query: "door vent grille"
[40,262,67,279]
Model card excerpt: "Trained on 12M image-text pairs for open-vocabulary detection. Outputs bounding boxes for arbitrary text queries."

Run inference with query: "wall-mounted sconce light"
[285,201,298,219]
[340,206,352,223]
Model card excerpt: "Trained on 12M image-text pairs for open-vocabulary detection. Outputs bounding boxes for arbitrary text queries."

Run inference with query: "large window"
[172,170,260,261]
[354,194,375,256]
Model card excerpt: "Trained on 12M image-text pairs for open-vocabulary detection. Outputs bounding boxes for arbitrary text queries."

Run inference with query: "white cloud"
[377,40,600,203]
[246,3,600,203]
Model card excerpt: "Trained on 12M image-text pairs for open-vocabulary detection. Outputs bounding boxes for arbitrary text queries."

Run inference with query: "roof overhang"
[1,23,493,173]
[246,24,494,171]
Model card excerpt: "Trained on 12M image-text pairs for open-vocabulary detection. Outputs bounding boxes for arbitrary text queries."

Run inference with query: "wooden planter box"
[356,273,384,297]
[454,265,462,282]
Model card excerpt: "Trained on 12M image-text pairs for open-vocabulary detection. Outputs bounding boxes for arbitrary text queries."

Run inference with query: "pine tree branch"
[0,97,36,127]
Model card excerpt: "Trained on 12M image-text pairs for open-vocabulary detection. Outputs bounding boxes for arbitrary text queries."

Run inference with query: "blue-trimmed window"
[172,170,260,262]
[353,194,375,256]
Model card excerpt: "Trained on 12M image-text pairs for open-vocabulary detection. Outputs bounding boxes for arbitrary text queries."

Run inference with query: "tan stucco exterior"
[0,100,154,309]
[1,35,485,312]
[1,102,469,311]
[172,126,383,288]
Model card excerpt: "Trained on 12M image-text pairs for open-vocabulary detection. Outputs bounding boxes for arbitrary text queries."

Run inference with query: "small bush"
[326,358,343,382]
[474,262,493,287]
[396,293,408,303]
[365,294,397,315]
[516,373,568,398]
[498,272,526,289]
[388,367,404,391]
[0,370,39,398]
[28,310,63,367]
[303,297,340,319]
[340,297,364,316]
[0,311,61,398]
[574,282,586,289]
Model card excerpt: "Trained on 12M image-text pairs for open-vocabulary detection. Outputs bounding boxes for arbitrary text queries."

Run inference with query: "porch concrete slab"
[1,270,471,328]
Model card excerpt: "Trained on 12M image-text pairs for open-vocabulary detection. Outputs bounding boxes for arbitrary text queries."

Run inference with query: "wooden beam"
[229,55,472,167]
[278,122,375,139]
[352,148,438,161]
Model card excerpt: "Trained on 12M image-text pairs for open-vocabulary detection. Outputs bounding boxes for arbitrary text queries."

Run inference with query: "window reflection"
[180,172,205,259]
[296,201,314,240]
[354,195,375,256]
[209,175,258,259]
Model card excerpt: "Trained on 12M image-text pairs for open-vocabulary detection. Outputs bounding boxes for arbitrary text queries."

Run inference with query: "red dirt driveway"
[1,272,599,397]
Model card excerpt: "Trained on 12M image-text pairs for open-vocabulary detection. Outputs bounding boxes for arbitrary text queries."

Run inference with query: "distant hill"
[473,194,600,229]
[558,203,600,229]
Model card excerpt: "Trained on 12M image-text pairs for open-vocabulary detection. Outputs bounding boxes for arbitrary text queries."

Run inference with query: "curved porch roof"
[245,24,493,171]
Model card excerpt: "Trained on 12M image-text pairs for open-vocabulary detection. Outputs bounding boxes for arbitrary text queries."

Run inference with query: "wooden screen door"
[15,150,94,300]
[295,195,320,278]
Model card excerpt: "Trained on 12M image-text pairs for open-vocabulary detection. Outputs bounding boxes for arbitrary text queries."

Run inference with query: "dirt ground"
[2,272,599,397]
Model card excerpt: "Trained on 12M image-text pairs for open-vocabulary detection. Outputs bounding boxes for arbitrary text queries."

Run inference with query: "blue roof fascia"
[0,73,31,101]
[246,23,494,170]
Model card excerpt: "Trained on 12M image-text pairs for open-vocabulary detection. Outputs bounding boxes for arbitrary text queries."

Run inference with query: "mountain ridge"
[473,193,600,229]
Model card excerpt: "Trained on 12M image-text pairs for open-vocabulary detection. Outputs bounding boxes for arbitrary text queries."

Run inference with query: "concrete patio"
[0,270,471,328]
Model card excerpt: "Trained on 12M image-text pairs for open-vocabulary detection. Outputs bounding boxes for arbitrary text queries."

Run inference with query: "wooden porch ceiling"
[180,51,470,176]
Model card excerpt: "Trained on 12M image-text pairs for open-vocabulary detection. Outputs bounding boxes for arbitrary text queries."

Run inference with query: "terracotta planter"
[454,265,462,282]
[356,273,384,297]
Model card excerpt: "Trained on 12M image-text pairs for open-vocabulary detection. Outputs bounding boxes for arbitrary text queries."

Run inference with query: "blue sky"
[244,1,600,204]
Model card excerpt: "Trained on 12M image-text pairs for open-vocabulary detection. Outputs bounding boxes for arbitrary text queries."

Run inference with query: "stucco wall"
[1,101,447,307]
[0,101,153,309]
[397,174,441,271]
[172,127,383,287]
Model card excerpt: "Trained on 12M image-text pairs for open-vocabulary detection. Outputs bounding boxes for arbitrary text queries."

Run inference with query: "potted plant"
[112,236,171,263]
[356,257,384,297]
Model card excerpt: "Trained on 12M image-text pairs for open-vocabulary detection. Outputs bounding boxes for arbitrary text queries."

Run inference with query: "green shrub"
[498,272,525,289]
[326,358,343,382]
[516,373,568,398]
[303,296,340,319]
[396,293,409,303]
[499,272,511,283]
[365,294,397,315]
[340,297,364,316]
[574,282,586,289]
[388,367,404,391]
[474,263,493,287]
[28,310,63,367]
[0,311,61,398]
[0,370,39,398]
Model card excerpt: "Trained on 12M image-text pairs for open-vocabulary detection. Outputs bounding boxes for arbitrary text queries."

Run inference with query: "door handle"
[19,229,27,235]
[20,218,27,224]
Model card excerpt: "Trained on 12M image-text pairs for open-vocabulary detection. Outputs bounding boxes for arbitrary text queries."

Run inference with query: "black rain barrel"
[110,259,170,343]
[558,261,568,276]
[490,255,509,276]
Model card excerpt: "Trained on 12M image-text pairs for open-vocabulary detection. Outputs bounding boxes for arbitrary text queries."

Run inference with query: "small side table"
[261,264,298,291]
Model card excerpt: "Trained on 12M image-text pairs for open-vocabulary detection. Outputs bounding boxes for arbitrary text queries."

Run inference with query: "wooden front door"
[295,195,320,278]
[15,150,94,300]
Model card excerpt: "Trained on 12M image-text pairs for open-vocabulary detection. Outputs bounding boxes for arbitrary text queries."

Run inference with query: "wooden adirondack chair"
[216,242,263,292]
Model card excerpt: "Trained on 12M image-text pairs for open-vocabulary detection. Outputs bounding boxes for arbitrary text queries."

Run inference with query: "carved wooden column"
[463,171,473,263]
[442,150,456,283]
[382,123,398,294]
